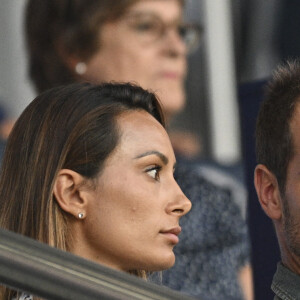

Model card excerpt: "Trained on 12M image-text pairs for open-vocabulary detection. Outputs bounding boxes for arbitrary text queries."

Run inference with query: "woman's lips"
[160,227,181,244]
[160,71,182,79]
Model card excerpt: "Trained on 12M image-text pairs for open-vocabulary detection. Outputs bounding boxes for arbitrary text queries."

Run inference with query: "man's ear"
[254,164,282,220]
[53,169,88,219]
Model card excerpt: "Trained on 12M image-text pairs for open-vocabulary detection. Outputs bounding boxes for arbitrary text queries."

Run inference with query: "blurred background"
[0,0,296,299]
[0,0,284,165]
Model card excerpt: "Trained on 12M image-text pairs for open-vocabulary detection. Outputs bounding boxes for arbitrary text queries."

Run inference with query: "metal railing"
[0,228,196,300]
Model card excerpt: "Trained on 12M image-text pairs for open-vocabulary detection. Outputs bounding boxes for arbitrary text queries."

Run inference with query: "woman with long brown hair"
[0,82,191,299]
[24,0,253,299]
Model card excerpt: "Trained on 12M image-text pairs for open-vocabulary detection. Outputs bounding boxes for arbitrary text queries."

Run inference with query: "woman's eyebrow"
[125,11,182,22]
[126,10,159,16]
[134,151,169,165]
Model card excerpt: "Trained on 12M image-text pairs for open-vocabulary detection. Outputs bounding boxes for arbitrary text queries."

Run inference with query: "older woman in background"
[24,1,253,299]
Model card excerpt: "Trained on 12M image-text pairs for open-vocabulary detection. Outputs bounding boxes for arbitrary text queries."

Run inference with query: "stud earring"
[78,212,84,219]
[75,62,87,75]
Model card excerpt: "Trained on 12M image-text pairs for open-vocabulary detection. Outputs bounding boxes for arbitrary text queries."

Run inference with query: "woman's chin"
[144,253,176,272]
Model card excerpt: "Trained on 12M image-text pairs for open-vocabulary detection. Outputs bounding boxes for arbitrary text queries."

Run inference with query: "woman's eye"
[146,166,161,181]
[177,24,187,38]
[134,21,158,33]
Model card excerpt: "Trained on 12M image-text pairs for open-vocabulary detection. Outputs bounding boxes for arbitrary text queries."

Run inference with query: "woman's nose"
[162,29,187,57]
[166,181,192,217]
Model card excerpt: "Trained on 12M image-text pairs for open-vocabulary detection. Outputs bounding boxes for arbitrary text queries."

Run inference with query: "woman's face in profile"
[82,0,187,118]
[78,110,191,272]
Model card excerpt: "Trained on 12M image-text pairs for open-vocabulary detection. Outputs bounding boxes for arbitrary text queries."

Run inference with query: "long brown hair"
[25,0,139,93]
[0,82,165,299]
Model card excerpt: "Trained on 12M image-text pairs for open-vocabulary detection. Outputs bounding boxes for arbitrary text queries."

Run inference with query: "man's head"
[255,60,300,271]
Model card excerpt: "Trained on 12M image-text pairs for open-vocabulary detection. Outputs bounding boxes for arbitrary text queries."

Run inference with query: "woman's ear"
[254,164,282,220]
[55,40,81,72]
[53,169,88,219]
[63,55,81,73]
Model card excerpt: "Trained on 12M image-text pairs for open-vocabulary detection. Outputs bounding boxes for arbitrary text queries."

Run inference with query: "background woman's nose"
[162,30,187,57]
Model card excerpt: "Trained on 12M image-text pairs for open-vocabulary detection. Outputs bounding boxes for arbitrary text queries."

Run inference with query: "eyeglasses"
[122,12,203,54]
